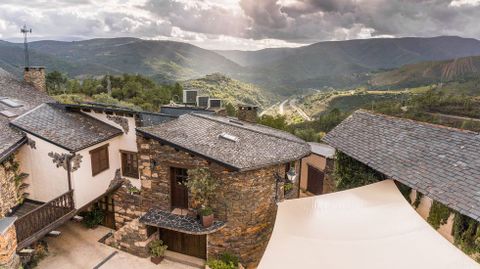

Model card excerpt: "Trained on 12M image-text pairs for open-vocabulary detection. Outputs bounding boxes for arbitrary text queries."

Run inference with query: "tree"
[46,71,67,94]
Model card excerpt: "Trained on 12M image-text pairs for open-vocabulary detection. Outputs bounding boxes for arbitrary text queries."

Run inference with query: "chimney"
[237,103,258,123]
[24,66,46,92]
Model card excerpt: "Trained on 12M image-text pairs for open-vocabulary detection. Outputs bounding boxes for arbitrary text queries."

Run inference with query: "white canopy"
[259,180,479,269]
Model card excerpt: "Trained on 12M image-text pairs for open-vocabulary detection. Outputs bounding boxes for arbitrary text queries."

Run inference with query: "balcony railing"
[15,190,75,250]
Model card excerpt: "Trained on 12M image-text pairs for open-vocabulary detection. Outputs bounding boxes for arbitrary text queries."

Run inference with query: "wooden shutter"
[90,144,109,176]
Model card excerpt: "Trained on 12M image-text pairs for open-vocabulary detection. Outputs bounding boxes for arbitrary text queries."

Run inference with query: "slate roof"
[309,142,335,158]
[160,105,216,117]
[137,113,311,171]
[0,69,53,161]
[323,109,480,221]
[11,103,123,152]
[63,103,177,127]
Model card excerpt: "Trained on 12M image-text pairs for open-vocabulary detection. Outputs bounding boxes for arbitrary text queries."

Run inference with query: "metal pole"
[21,25,32,68]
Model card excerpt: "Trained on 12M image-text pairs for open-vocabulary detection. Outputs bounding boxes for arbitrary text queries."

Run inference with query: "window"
[90,144,109,176]
[121,151,139,178]
[170,167,189,209]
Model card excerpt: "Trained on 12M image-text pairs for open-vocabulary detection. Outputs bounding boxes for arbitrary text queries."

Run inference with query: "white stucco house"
[0,67,178,265]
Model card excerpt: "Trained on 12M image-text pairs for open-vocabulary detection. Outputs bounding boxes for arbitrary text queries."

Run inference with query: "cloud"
[0,0,479,50]
[450,0,480,7]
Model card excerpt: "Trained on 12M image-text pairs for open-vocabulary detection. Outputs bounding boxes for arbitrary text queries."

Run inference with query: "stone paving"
[37,220,196,269]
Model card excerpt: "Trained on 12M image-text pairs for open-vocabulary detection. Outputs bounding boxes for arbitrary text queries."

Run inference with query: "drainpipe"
[297,159,302,198]
[66,153,75,191]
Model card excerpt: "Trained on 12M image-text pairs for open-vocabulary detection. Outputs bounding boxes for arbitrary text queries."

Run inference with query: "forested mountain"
[228,36,480,91]
[370,56,480,89]
[2,36,480,94]
[0,38,241,83]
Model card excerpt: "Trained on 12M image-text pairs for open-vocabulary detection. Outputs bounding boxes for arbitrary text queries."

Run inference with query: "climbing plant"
[334,151,385,191]
[452,212,480,255]
[395,182,412,203]
[413,192,423,209]
[427,200,451,229]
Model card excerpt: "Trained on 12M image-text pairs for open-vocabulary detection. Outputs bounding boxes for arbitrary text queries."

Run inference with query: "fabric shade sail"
[258,180,479,269]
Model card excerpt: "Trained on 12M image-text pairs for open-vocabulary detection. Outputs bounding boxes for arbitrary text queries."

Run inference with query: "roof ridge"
[48,104,124,136]
[355,109,480,135]
[10,103,47,124]
[189,113,306,145]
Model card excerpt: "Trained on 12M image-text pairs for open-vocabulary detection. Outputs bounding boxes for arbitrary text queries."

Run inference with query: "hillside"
[370,56,480,89]
[226,36,480,91]
[0,38,242,83]
[2,36,480,95]
[181,73,272,108]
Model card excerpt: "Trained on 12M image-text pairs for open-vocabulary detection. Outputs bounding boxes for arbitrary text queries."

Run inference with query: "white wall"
[69,110,141,208]
[16,134,70,202]
[81,110,140,186]
[16,110,141,208]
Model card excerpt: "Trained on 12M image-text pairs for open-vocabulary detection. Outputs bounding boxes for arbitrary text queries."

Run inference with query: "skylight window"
[0,98,23,108]
[219,132,239,142]
[0,110,18,118]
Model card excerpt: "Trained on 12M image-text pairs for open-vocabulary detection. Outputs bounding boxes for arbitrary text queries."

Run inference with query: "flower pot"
[201,214,214,228]
[151,256,164,264]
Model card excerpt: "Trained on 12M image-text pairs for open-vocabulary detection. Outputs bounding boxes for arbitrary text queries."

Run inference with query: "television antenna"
[21,25,32,68]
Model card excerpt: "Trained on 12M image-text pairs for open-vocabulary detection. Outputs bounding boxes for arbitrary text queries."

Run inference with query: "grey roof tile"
[324,109,480,221]
[11,103,123,152]
[138,113,310,171]
[0,69,53,161]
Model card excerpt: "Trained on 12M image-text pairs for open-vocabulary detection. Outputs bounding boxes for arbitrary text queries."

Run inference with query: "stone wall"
[111,135,288,268]
[323,158,335,194]
[237,106,257,123]
[208,165,283,268]
[0,221,20,269]
[23,67,46,92]
[105,218,156,257]
[0,157,20,218]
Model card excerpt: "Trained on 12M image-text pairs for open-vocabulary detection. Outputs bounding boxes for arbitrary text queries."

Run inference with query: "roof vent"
[197,96,209,108]
[219,132,238,142]
[0,110,18,118]
[209,99,223,109]
[183,89,198,105]
[0,98,23,108]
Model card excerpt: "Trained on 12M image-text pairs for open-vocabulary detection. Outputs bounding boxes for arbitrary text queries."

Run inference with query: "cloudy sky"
[0,0,479,50]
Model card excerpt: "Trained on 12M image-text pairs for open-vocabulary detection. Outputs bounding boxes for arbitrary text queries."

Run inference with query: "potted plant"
[149,239,168,264]
[200,206,214,228]
[185,168,219,226]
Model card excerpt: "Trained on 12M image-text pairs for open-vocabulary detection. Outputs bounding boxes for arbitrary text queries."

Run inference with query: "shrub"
[207,252,240,269]
[207,259,236,269]
[83,208,104,229]
[149,240,168,257]
[186,168,218,208]
[284,182,294,193]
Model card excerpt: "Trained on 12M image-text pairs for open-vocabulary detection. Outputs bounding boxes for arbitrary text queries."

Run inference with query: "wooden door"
[97,195,115,229]
[307,165,324,195]
[170,167,189,209]
[160,229,206,259]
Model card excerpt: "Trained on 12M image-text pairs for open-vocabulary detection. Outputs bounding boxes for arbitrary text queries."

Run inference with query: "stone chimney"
[24,66,46,92]
[237,103,258,123]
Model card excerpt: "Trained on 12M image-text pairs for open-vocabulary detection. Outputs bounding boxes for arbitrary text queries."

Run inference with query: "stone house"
[107,110,310,268]
[299,142,335,196]
[0,67,311,268]
[323,109,480,252]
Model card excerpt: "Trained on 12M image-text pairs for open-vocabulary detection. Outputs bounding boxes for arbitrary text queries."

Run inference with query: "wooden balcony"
[14,190,76,250]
